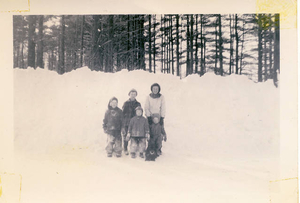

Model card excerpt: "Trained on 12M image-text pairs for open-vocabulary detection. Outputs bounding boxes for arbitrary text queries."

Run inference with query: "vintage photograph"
[11,13,283,202]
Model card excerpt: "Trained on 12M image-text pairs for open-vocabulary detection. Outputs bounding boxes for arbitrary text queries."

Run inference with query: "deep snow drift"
[13,67,279,203]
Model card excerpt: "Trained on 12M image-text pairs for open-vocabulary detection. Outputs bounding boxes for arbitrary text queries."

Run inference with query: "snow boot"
[139,153,144,158]
[131,153,136,159]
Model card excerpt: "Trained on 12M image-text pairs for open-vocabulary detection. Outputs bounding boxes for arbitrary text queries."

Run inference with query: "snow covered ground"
[13,67,279,203]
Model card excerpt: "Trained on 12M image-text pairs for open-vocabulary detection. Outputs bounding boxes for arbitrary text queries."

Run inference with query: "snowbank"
[14,67,279,159]
[13,67,280,203]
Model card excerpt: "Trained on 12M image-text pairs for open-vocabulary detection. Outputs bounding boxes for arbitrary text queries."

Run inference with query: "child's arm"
[161,125,166,135]
[161,95,166,118]
[145,118,150,140]
[144,96,151,118]
[126,118,133,140]
[103,110,109,133]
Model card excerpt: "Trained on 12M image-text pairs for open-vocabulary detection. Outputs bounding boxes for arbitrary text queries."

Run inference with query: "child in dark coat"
[148,113,167,156]
[103,97,123,157]
[121,89,141,155]
[126,106,150,158]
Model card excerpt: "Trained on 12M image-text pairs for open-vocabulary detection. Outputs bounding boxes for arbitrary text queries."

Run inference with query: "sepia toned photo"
[0,0,297,203]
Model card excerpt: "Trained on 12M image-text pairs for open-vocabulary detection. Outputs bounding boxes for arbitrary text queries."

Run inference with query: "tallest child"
[145,83,166,125]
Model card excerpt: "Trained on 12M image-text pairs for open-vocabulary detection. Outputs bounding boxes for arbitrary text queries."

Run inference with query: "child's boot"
[139,153,144,158]
[107,153,112,158]
[131,152,136,159]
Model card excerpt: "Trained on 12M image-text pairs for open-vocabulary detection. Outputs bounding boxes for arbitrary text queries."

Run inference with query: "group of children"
[102,84,167,160]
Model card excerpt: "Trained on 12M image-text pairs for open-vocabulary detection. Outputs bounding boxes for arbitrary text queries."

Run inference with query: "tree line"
[13,14,280,86]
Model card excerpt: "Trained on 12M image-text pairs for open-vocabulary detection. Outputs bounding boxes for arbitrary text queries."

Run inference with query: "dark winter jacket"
[103,105,123,136]
[128,116,149,138]
[150,123,166,138]
[122,99,141,127]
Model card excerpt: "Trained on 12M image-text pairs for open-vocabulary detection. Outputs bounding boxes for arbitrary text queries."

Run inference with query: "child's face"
[152,86,159,94]
[110,100,118,108]
[153,117,159,124]
[129,92,137,100]
[136,110,142,116]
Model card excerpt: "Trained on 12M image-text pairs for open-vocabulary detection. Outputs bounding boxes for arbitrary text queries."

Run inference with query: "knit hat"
[135,106,143,114]
[151,113,160,119]
[151,83,161,93]
[108,97,118,108]
[128,88,138,96]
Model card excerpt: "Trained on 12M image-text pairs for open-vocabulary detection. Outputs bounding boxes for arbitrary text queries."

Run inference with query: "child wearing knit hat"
[121,89,141,155]
[126,106,150,158]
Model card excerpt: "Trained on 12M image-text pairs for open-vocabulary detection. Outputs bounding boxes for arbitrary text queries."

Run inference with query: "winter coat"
[150,123,166,138]
[103,106,123,136]
[122,99,141,127]
[128,116,149,138]
[144,94,166,118]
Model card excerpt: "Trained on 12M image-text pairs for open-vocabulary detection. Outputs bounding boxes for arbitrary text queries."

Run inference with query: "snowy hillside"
[13,67,279,203]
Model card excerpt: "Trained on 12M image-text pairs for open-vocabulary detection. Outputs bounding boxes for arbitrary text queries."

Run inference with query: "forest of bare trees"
[13,14,280,86]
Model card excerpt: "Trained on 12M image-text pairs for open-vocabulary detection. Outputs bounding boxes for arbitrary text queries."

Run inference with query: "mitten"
[147,117,153,125]
[126,134,131,141]
[103,127,108,134]
[121,128,126,136]
[160,117,164,125]
[163,134,167,142]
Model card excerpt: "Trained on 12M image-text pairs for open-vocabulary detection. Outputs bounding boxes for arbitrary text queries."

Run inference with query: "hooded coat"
[150,114,166,138]
[103,97,123,136]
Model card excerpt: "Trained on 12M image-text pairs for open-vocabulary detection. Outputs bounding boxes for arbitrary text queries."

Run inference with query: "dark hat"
[151,83,161,93]
[151,113,160,120]
[128,89,138,96]
[135,106,143,114]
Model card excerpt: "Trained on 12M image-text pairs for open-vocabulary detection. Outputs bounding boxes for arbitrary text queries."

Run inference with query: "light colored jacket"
[144,95,166,118]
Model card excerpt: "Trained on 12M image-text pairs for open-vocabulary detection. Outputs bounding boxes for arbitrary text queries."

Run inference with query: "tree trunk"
[200,15,204,76]
[166,16,169,73]
[108,15,114,72]
[161,15,164,73]
[153,15,156,74]
[28,15,36,68]
[263,28,267,81]
[218,14,223,76]
[214,18,218,72]
[229,14,233,74]
[58,15,65,74]
[171,15,174,75]
[80,15,85,68]
[195,14,198,74]
[239,18,245,75]
[186,15,190,76]
[37,15,44,69]
[148,15,152,72]
[258,14,263,82]
[176,14,180,76]
[273,14,280,87]
[190,14,194,74]
[235,14,239,74]
[139,15,145,70]
[269,14,273,79]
